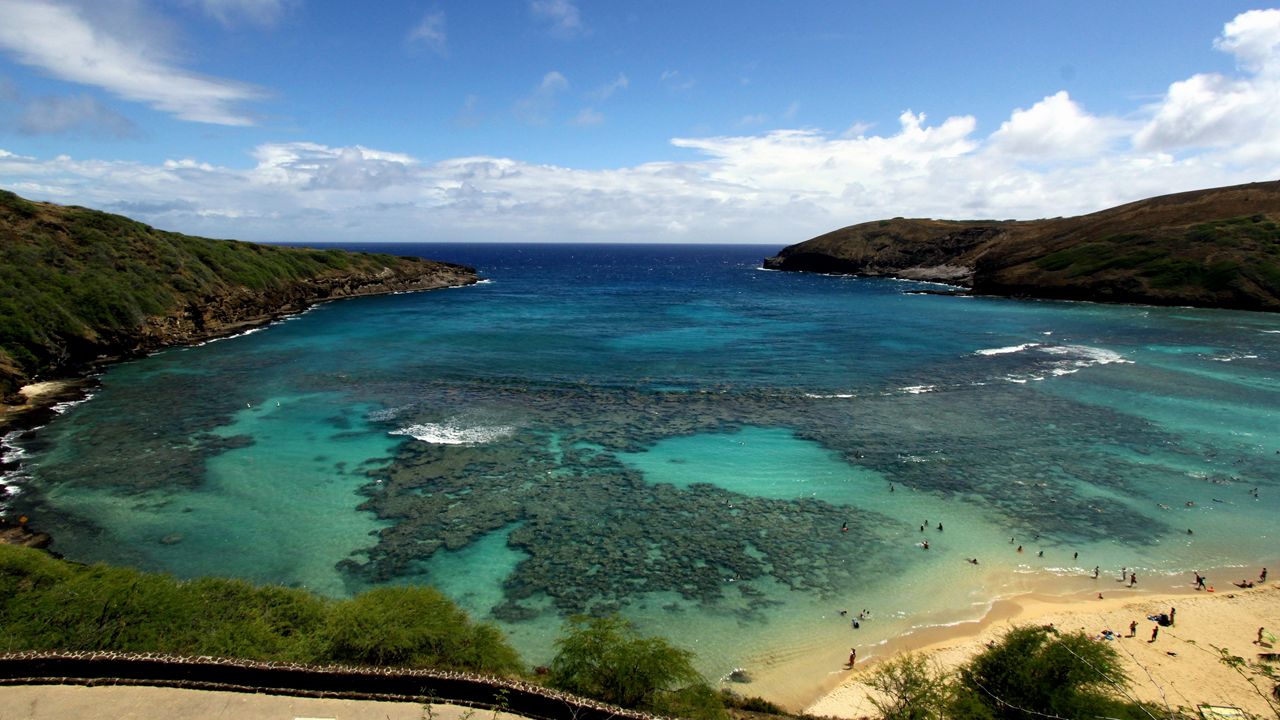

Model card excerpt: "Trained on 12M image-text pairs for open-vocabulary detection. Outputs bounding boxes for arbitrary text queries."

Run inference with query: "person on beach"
[1169,607,1176,625]
[1128,620,1138,637]
[1093,566,1099,579]
[1129,572,1137,587]
[1256,627,1265,645]
[847,648,856,667]
[1262,568,1268,582]
[1150,625,1159,642]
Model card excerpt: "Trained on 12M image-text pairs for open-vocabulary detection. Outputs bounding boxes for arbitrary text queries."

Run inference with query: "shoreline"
[804,577,1279,718]
[0,278,478,435]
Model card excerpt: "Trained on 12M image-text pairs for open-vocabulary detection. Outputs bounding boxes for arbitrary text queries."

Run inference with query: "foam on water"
[390,422,515,445]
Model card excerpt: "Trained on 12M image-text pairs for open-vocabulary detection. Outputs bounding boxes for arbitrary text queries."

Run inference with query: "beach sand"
[806,581,1280,719]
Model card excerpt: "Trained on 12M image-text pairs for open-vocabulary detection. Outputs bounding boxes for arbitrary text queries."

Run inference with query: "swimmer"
[1093,566,1100,579]
[922,540,930,550]
[967,558,979,565]
[937,522,943,531]
[841,521,848,532]
[1037,550,1043,557]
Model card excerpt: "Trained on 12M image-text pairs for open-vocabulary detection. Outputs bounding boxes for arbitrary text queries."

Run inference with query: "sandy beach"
[807,580,1280,718]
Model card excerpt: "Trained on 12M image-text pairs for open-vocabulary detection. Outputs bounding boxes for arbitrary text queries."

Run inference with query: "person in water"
[848,648,857,666]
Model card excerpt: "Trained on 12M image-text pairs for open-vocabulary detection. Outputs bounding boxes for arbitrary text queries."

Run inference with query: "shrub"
[323,585,521,674]
[865,652,950,720]
[548,615,721,717]
[952,625,1142,720]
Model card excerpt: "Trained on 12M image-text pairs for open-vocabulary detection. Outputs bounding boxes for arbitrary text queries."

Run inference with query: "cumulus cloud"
[1134,8,1280,162]
[0,0,265,125]
[530,0,585,38]
[17,94,138,138]
[409,10,448,57]
[1,10,1278,246]
[988,91,1126,159]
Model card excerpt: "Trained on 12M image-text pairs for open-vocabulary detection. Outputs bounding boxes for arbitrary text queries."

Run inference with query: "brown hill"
[763,181,1280,312]
[0,190,477,402]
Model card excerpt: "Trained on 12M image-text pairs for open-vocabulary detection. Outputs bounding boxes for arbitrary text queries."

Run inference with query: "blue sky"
[0,0,1278,244]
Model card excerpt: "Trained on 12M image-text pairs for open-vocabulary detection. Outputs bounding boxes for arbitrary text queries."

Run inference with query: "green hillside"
[0,190,475,400]
[764,181,1280,311]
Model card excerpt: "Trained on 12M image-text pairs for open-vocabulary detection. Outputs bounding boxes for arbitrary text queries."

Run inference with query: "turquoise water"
[4,243,1279,702]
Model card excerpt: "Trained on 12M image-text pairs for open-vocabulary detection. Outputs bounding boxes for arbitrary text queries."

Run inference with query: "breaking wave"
[390,422,514,445]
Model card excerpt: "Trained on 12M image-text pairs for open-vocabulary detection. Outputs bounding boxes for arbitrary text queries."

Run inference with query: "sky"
[0,1,1278,245]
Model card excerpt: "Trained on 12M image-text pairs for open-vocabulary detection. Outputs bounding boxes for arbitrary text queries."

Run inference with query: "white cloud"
[409,10,448,57]
[988,91,1125,159]
[514,71,569,125]
[1215,8,1280,75]
[738,114,767,126]
[195,0,291,27]
[1134,8,1280,162]
[530,0,585,39]
[17,94,138,138]
[0,0,264,125]
[1,10,1278,246]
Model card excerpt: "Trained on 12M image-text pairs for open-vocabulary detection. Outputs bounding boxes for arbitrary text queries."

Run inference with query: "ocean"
[3,243,1278,703]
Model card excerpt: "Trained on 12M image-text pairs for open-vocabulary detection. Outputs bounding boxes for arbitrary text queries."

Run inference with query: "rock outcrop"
[764,181,1280,312]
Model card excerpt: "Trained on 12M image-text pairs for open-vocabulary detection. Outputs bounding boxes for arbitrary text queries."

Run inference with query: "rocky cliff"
[764,181,1280,312]
[0,190,477,402]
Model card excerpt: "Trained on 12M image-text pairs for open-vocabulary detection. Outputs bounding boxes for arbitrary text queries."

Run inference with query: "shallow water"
[5,243,1279,700]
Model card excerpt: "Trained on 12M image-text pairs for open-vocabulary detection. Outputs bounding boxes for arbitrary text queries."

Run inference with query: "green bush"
[323,585,521,674]
[0,545,520,675]
[548,615,722,717]
[952,625,1144,720]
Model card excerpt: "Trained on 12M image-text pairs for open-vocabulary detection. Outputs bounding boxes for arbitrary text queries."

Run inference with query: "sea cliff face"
[764,181,1280,312]
[0,190,477,402]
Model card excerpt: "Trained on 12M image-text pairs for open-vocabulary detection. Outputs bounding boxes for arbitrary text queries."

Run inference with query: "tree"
[953,625,1143,720]
[548,615,722,717]
[865,652,951,720]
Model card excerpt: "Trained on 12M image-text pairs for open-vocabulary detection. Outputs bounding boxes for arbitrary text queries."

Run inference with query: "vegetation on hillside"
[548,615,726,719]
[0,189,469,400]
[766,181,1280,312]
[0,544,520,675]
[1,545,1191,719]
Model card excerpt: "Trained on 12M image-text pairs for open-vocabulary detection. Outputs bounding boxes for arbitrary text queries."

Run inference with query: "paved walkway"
[0,685,535,720]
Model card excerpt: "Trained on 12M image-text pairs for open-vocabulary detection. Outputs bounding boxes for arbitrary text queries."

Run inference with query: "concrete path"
[0,685,534,720]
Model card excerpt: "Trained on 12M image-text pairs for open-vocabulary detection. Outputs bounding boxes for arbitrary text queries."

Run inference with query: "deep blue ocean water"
[3,243,1278,702]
